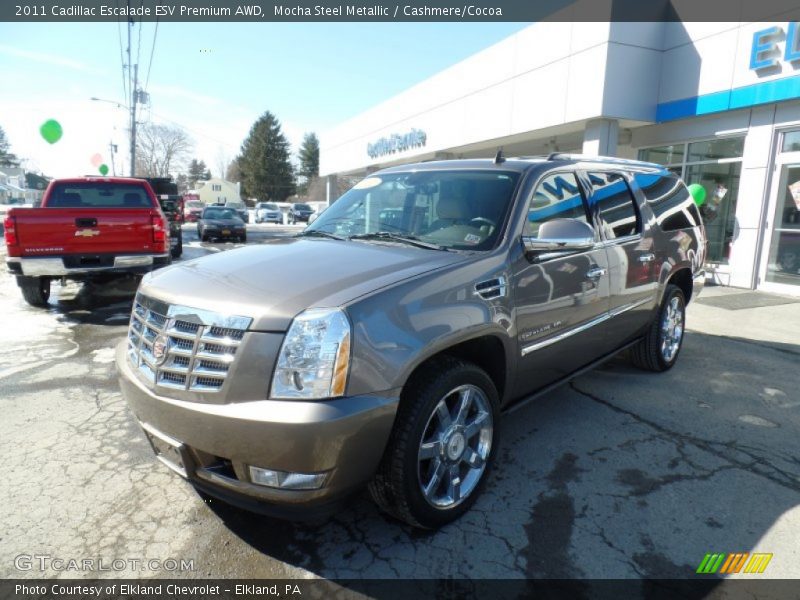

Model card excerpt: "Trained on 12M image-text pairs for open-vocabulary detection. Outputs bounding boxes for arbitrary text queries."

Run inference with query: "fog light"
[248,466,327,490]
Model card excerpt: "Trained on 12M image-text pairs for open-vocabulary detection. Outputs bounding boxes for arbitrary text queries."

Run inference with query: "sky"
[0,22,529,179]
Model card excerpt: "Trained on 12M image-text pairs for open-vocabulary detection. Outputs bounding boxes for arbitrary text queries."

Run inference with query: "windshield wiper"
[349,231,449,251]
[296,230,346,241]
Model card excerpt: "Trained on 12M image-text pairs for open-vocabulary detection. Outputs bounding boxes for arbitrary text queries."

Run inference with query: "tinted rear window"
[634,172,701,231]
[204,208,237,219]
[48,183,154,208]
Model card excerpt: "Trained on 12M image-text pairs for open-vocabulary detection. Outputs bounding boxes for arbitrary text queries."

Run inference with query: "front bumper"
[6,253,170,277]
[116,341,399,513]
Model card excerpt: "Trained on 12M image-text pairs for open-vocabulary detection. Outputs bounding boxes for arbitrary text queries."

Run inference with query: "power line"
[143,18,159,94]
[115,0,127,101]
[135,2,143,70]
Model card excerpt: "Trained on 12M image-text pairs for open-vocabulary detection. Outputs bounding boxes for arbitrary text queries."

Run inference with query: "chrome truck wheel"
[368,358,500,529]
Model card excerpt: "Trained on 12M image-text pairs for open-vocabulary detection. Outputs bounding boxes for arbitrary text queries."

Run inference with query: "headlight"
[270,308,351,399]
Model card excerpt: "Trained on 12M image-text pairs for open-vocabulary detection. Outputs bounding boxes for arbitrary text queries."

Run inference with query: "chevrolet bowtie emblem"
[74,229,100,237]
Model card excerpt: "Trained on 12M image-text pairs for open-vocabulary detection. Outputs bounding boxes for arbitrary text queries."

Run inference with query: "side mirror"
[522,218,596,258]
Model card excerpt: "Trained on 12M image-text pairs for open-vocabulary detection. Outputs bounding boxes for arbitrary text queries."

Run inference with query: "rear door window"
[586,172,640,240]
[48,183,154,208]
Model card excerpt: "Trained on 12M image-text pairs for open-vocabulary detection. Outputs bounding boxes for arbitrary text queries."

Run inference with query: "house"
[194,178,242,206]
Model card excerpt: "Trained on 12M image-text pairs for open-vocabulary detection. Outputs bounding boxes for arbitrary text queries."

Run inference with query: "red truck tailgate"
[12,208,162,256]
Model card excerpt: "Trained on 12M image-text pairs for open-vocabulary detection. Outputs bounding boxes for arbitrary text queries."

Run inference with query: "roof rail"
[546,153,663,169]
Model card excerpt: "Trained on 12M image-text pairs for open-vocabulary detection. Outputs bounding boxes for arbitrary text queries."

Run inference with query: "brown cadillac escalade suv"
[116,154,706,529]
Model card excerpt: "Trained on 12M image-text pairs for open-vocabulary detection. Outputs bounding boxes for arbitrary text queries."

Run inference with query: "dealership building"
[320,21,800,296]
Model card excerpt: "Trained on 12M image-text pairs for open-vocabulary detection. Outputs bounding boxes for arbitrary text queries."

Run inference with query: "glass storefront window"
[781,130,800,153]
[687,137,744,162]
[638,144,684,165]
[639,136,745,266]
[765,165,800,286]
[685,162,741,263]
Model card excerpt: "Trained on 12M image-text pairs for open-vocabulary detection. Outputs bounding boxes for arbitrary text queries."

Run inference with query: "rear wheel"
[368,358,499,529]
[631,284,686,372]
[240,233,247,243]
[171,231,183,258]
[17,276,50,307]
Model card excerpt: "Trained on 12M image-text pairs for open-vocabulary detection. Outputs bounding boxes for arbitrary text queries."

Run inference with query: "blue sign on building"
[750,22,800,71]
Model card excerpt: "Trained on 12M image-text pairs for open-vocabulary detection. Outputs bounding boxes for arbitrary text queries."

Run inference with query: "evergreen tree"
[296,132,320,196]
[0,125,20,167]
[187,159,209,187]
[239,111,295,201]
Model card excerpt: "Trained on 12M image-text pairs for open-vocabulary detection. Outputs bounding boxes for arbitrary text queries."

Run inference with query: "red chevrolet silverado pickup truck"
[4,177,172,306]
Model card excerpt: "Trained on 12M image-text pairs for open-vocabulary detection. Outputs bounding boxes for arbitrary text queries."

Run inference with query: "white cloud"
[0,44,106,75]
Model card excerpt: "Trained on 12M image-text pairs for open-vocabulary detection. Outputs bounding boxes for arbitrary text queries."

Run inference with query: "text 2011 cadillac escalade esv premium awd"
[116,155,706,528]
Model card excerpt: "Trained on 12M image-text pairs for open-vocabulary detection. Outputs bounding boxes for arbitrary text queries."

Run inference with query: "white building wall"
[320,22,667,176]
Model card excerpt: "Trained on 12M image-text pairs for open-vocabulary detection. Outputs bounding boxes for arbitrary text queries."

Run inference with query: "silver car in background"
[255,202,283,224]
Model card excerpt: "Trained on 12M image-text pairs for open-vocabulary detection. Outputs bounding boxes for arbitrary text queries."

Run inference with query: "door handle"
[586,267,607,279]
[638,253,656,263]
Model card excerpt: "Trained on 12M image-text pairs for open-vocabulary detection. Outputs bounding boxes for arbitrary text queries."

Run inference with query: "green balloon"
[98,164,109,176]
[687,183,706,207]
[39,119,63,144]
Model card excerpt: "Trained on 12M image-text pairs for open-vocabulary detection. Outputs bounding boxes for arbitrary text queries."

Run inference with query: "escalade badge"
[152,334,170,365]
[74,229,100,237]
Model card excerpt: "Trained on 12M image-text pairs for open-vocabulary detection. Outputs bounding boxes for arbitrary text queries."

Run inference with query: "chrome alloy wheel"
[660,295,684,362]
[417,384,493,509]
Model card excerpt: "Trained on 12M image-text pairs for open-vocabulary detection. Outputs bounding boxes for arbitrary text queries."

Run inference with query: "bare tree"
[135,123,193,177]
[215,146,230,179]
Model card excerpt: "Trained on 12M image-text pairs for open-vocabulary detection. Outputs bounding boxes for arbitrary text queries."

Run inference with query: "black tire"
[630,284,686,372]
[240,234,247,243]
[18,276,50,307]
[368,357,500,529]
[171,232,183,258]
[200,231,208,242]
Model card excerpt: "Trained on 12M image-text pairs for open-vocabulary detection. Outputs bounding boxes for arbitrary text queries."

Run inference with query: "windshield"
[307,170,519,251]
[186,201,204,208]
[264,203,279,210]
[294,203,313,210]
[203,207,237,220]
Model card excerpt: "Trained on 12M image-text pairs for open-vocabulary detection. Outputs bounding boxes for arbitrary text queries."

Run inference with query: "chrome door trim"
[520,296,653,356]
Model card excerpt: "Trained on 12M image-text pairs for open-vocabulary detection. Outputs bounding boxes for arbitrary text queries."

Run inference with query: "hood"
[139,238,468,331]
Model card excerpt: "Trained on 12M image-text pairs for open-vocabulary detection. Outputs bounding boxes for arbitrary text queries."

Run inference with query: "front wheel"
[17,276,51,307]
[368,358,499,529]
[631,284,686,372]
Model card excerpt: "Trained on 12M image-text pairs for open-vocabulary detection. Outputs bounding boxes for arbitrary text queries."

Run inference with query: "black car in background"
[288,202,315,224]
[197,206,246,242]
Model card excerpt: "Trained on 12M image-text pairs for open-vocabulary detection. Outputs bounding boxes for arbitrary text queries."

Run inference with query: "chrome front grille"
[127,293,252,393]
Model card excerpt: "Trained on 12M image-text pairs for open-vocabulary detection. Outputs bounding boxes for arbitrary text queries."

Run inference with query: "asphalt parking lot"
[1,223,799,583]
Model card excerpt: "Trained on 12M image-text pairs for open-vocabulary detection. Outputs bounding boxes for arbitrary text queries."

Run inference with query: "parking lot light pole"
[90,94,142,177]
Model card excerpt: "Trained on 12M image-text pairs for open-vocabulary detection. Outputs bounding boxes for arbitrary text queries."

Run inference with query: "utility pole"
[130,63,138,177]
[126,19,139,177]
